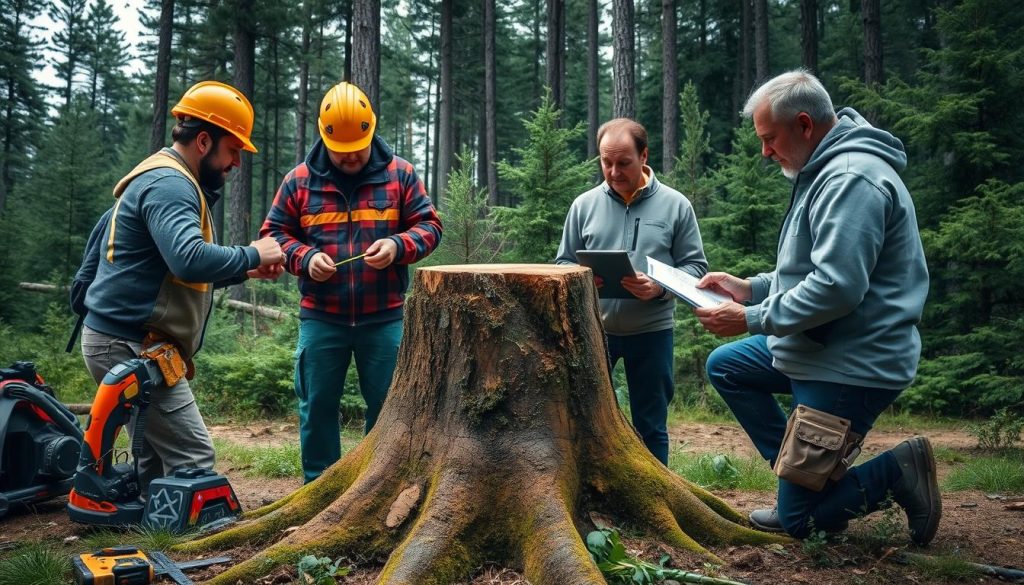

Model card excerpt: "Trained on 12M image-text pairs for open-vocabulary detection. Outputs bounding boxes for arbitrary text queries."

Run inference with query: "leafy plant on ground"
[800,529,833,568]
[584,528,745,585]
[296,554,350,584]
[967,407,1024,450]
[847,497,905,554]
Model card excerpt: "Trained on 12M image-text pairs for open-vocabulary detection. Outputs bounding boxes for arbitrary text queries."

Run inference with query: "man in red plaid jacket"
[260,82,442,483]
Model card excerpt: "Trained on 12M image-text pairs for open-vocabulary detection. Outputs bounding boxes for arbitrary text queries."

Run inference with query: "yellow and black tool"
[73,545,231,585]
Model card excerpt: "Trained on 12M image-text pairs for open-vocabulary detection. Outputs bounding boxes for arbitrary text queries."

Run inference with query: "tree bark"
[177,265,782,584]
[351,0,380,108]
[483,0,499,206]
[800,0,818,74]
[661,0,677,175]
[862,0,883,86]
[545,0,564,110]
[149,0,174,154]
[740,0,753,99]
[295,0,312,164]
[437,0,454,201]
[611,0,635,119]
[228,0,255,301]
[753,0,769,84]
[586,0,599,160]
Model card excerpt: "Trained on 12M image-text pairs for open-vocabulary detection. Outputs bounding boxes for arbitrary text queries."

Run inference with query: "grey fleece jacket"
[746,108,929,390]
[556,168,707,335]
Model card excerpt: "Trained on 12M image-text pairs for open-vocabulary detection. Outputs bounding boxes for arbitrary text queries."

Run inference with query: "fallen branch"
[18,282,292,321]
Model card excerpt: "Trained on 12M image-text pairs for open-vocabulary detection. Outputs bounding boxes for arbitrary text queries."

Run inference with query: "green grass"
[666,405,737,426]
[943,450,1024,493]
[872,409,964,432]
[0,544,70,585]
[668,450,776,491]
[77,525,188,554]
[213,438,303,478]
[908,553,982,581]
[931,445,968,465]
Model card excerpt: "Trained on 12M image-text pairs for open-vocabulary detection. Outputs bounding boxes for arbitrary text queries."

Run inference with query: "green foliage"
[79,525,187,553]
[849,498,905,553]
[296,554,350,584]
[428,148,503,265]
[967,408,1024,450]
[799,529,832,568]
[908,553,982,582]
[670,81,713,216]
[585,528,743,585]
[194,332,296,418]
[0,544,69,585]
[943,450,1024,493]
[669,452,776,492]
[495,91,595,263]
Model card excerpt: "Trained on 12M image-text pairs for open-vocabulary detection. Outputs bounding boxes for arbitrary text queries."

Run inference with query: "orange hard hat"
[171,81,258,153]
[318,82,376,153]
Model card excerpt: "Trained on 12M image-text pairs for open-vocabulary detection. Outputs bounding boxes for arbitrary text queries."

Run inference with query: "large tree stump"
[178,265,781,584]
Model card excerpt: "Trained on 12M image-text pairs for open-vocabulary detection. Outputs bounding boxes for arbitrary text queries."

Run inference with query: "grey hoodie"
[745,108,929,389]
[556,169,708,335]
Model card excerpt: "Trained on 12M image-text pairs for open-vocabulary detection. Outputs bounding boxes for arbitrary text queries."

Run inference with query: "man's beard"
[198,151,226,191]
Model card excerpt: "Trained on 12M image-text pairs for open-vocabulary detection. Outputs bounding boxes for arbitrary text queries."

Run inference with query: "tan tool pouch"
[773,405,863,492]
[140,334,192,386]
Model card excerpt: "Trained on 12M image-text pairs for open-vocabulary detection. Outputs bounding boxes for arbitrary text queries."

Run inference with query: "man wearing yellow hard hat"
[71,81,285,496]
[261,81,442,483]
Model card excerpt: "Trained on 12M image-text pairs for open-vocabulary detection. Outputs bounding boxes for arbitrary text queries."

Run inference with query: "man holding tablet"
[556,118,707,464]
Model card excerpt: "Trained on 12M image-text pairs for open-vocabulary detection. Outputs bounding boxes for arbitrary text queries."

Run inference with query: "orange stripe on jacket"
[300,208,400,227]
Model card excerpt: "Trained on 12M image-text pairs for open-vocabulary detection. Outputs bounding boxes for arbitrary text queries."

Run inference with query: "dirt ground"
[2,420,1022,584]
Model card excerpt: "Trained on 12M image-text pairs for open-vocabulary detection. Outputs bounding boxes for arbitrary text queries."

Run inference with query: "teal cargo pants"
[294,318,403,483]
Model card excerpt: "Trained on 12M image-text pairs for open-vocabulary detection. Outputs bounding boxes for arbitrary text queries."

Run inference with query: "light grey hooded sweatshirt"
[556,168,708,335]
[746,107,929,390]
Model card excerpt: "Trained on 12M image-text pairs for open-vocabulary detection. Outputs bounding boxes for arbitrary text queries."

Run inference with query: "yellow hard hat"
[318,82,376,153]
[171,81,258,153]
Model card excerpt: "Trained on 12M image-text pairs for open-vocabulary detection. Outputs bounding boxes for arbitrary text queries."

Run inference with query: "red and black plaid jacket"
[260,136,442,326]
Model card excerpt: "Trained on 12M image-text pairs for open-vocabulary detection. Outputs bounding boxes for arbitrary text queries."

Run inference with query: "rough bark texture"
[352,0,381,108]
[862,0,883,86]
[484,0,498,206]
[611,0,635,119]
[436,0,454,201]
[586,0,599,161]
[545,0,564,110]
[754,0,769,84]
[149,0,173,155]
[178,265,782,584]
[800,0,818,74]
[661,0,678,175]
[294,0,312,165]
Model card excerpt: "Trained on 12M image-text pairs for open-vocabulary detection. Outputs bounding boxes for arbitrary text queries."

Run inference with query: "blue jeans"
[294,318,403,483]
[706,335,904,537]
[607,328,674,465]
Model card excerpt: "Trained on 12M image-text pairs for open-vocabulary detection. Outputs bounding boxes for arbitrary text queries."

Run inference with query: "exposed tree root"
[178,265,788,584]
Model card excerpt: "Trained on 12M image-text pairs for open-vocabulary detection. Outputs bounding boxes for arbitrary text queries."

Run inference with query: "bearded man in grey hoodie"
[695,70,941,546]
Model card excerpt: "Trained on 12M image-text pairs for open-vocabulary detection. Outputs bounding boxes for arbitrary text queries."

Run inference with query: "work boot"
[890,436,942,546]
[748,507,848,534]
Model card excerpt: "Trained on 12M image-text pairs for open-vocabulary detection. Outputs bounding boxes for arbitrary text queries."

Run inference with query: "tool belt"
[773,405,863,492]
[139,333,194,387]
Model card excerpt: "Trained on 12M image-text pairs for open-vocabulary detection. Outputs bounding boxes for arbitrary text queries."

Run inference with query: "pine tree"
[81,0,130,148]
[494,91,594,263]
[49,0,89,107]
[428,148,503,265]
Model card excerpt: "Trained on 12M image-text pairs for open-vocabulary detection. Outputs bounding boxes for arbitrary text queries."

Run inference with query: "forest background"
[0,0,1020,425]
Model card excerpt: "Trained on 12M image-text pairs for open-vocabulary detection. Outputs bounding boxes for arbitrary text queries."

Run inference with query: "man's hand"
[247,263,284,280]
[250,237,285,267]
[365,238,399,269]
[694,301,749,337]
[696,271,752,303]
[307,252,337,282]
[621,271,665,301]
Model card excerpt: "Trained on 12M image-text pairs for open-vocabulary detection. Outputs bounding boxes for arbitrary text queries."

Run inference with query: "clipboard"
[576,250,637,299]
[646,256,731,308]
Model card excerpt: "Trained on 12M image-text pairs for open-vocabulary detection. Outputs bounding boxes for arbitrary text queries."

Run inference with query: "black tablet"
[576,250,637,299]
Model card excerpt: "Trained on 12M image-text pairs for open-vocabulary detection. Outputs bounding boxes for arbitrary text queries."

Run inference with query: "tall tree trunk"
[800,0,818,73]
[862,0,883,85]
[437,0,454,201]
[344,0,353,82]
[176,265,782,585]
[149,0,174,154]
[295,0,312,164]
[754,0,769,84]
[661,0,677,175]
[351,0,380,108]
[611,0,635,119]
[741,0,753,98]
[484,0,498,206]
[586,0,599,160]
[546,0,564,110]
[532,0,541,107]
[228,0,255,301]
